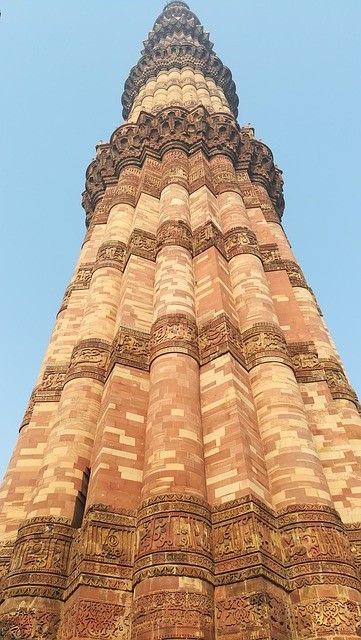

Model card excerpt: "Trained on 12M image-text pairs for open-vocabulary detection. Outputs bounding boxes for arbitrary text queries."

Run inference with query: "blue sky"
[1,0,360,481]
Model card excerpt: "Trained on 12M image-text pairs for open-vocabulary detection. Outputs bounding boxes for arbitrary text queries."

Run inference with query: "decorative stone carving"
[260,243,283,271]
[284,260,308,289]
[161,150,188,190]
[140,157,162,199]
[0,608,60,640]
[156,219,193,255]
[62,600,129,640]
[58,285,73,314]
[67,339,111,383]
[19,389,38,429]
[210,155,240,195]
[198,313,245,368]
[248,140,285,218]
[288,342,323,383]
[132,591,214,639]
[150,314,199,362]
[125,229,156,265]
[293,598,360,637]
[189,151,214,193]
[224,226,260,260]
[96,241,126,271]
[322,359,359,406]
[110,327,150,372]
[134,495,212,586]
[83,110,285,226]
[40,366,67,392]
[193,220,226,258]
[73,265,93,289]
[3,519,74,602]
[242,323,291,369]
[216,592,292,638]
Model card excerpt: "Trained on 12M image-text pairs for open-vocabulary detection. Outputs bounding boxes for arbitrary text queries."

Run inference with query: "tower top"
[165,1,190,7]
[121,2,239,120]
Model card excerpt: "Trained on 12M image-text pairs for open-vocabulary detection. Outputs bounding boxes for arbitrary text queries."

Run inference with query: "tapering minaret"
[1,2,361,638]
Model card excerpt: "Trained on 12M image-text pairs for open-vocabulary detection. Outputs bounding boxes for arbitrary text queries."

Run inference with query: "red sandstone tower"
[1,2,361,638]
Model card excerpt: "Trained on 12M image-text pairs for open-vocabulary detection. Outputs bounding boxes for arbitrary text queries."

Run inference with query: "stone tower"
[1,1,361,638]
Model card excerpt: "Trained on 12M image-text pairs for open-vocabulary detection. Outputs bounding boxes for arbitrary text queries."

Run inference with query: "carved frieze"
[58,285,73,314]
[83,110,285,226]
[0,608,60,640]
[242,323,291,369]
[253,183,281,223]
[67,339,111,383]
[110,326,150,372]
[125,229,156,265]
[132,591,214,638]
[73,265,93,290]
[95,241,126,272]
[284,260,308,289]
[210,155,240,195]
[161,150,188,190]
[150,314,199,362]
[216,591,292,638]
[198,313,245,368]
[140,157,161,198]
[156,219,193,256]
[322,359,359,406]
[248,140,285,218]
[293,598,360,638]
[2,519,74,601]
[57,264,94,314]
[224,226,260,260]
[288,342,323,383]
[20,365,68,429]
[134,495,212,585]
[62,600,129,640]
[260,243,283,271]
[189,151,214,193]
[193,220,226,258]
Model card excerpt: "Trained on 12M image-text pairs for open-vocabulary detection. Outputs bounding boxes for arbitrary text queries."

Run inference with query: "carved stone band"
[193,220,226,258]
[288,342,324,383]
[132,591,214,639]
[322,359,359,406]
[198,313,245,368]
[3,518,74,601]
[224,226,260,260]
[242,323,291,369]
[149,314,199,363]
[20,365,68,429]
[95,241,126,272]
[134,495,212,586]
[110,327,150,372]
[156,220,193,256]
[126,229,156,265]
[261,245,310,290]
[83,108,284,226]
[67,339,111,383]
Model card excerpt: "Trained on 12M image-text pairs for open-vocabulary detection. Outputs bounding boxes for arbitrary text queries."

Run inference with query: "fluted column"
[244,180,361,523]
[212,156,331,511]
[225,163,361,640]
[26,167,140,522]
[132,150,213,640]
[190,175,272,507]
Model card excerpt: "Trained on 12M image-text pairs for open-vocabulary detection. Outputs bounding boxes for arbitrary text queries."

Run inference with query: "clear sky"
[1,0,360,482]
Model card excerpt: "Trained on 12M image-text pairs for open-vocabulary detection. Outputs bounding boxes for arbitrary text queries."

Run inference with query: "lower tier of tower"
[1,495,361,639]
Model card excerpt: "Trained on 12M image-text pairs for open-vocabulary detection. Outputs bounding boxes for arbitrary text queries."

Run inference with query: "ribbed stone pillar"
[212,156,332,511]
[133,151,214,640]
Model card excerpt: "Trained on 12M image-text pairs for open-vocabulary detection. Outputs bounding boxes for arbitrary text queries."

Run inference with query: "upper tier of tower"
[122,1,239,121]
